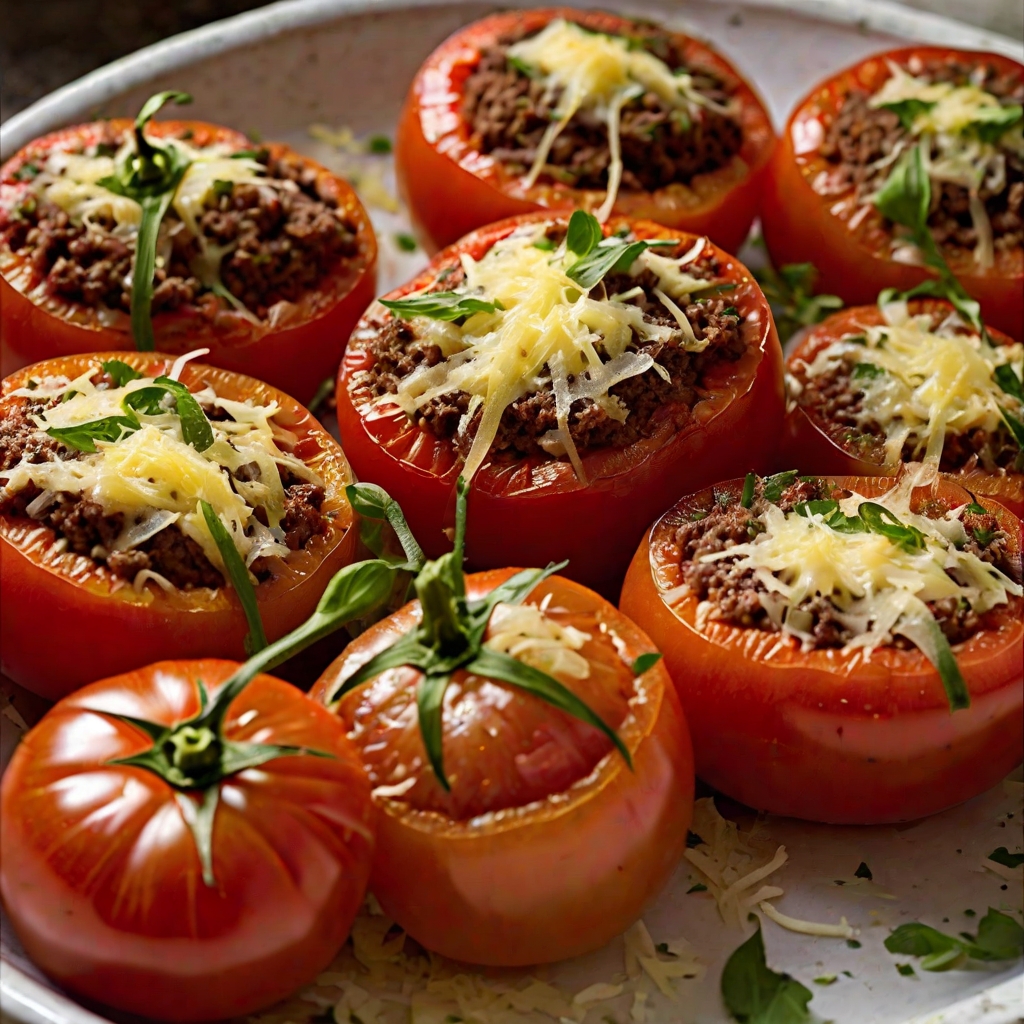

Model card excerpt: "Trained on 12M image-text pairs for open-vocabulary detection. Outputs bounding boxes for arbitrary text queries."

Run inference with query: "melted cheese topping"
[1,367,322,588]
[484,600,591,678]
[693,474,1020,656]
[867,61,1023,268]
[391,223,720,481]
[799,306,1024,468]
[507,19,738,218]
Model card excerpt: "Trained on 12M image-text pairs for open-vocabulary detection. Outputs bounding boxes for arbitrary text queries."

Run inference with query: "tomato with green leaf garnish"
[620,472,1024,824]
[1,351,358,700]
[0,94,377,403]
[783,299,1024,518]
[761,47,1024,340]
[394,8,775,254]
[310,481,694,966]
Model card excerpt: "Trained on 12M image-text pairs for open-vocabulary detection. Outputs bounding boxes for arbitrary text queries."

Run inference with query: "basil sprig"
[878,97,935,132]
[564,210,676,291]
[101,358,143,386]
[380,292,505,323]
[46,414,140,453]
[992,363,1024,454]
[326,476,632,789]
[721,918,813,1023]
[885,909,1024,971]
[97,91,193,351]
[752,258,843,344]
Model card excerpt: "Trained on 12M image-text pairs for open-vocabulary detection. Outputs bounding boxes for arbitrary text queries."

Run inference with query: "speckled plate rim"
[0,1,1022,1023]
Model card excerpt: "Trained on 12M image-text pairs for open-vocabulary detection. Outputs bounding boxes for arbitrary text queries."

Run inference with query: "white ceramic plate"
[1,2,1022,1023]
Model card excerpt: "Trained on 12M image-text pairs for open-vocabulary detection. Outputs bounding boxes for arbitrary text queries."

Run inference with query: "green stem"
[131,192,175,351]
[414,556,469,657]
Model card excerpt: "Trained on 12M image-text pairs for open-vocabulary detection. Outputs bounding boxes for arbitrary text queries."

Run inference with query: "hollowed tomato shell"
[760,47,1024,340]
[336,212,785,596]
[0,120,378,403]
[1,352,358,700]
[619,474,1024,824]
[395,8,776,255]
[310,569,695,966]
[782,300,1024,519]
[0,659,376,1021]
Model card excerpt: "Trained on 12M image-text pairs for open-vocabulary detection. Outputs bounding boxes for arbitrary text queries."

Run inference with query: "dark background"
[0,0,275,121]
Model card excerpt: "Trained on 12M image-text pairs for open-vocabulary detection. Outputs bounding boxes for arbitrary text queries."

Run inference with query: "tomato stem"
[164,725,222,780]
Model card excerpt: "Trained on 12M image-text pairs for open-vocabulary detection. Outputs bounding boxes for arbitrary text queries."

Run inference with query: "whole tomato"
[0,120,377,403]
[620,474,1024,824]
[0,658,376,1021]
[782,299,1024,519]
[336,212,784,595]
[311,568,694,966]
[760,47,1024,340]
[1,351,357,700]
[395,8,775,254]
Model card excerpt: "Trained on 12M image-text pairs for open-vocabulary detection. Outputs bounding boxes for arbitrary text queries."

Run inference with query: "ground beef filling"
[794,354,1020,472]
[0,393,327,590]
[672,477,1013,648]
[819,58,1024,251]
[462,27,743,192]
[2,144,359,321]
[357,247,745,461]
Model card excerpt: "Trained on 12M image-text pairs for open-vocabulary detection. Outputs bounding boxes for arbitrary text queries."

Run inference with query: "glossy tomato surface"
[310,569,694,966]
[783,300,1024,519]
[761,47,1024,340]
[0,659,375,1021]
[1,352,357,700]
[395,8,776,254]
[336,213,785,595]
[620,475,1024,824]
[0,120,378,402]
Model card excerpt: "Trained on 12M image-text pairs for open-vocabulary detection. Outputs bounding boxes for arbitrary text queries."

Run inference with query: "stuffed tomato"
[0,97,377,402]
[761,47,1024,339]
[311,563,693,967]
[336,211,784,594]
[784,298,1024,518]
[395,8,775,254]
[0,658,375,1021]
[0,351,357,699]
[620,470,1024,824]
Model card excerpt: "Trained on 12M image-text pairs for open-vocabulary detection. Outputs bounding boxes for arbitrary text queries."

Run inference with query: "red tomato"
[1,352,358,700]
[782,300,1024,519]
[395,8,776,255]
[620,475,1024,824]
[0,120,377,403]
[336,213,785,595]
[761,47,1024,340]
[310,568,694,966]
[0,659,375,1021]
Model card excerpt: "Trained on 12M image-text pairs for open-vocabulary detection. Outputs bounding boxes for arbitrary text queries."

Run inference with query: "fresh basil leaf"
[896,963,917,976]
[508,55,539,78]
[394,232,417,252]
[885,923,965,970]
[532,237,556,251]
[969,104,1023,145]
[380,292,505,322]
[740,472,756,509]
[858,502,926,552]
[972,908,1024,960]
[994,364,1024,403]
[854,861,873,880]
[763,470,799,504]
[920,614,970,712]
[368,134,393,154]
[135,90,193,134]
[122,376,214,452]
[988,847,1024,869]
[212,179,234,199]
[101,359,143,386]
[566,209,603,259]
[879,97,935,131]
[879,276,985,337]
[852,362,885,381]
[200,499,267,655]
[875,143,931,239]
[566,238,653,291]
[632,652,662,675]
[754,260,843,343]
[46,413,140,453]
[721,919,813,1023]
[417,672,453,791]
[966,500,989,515]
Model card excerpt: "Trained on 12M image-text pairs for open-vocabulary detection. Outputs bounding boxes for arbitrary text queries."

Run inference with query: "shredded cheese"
[798,308,1023,470]
[484,601,591,678]
[507,19,738,217]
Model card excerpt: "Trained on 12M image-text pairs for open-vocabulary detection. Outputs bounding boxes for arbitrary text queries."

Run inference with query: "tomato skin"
[760,47,1024,341]
[619,475,1024,824]
[0,352,358,700]
[782,300,1024,519]
[0,120,378,403]
[0,659,376,1021]
[336,213,785,595]
[310,569,695,966]
[395,8,776,255]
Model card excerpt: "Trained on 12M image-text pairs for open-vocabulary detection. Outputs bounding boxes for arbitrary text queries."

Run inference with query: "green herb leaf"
[858,501,926,552]
[46,413,140,453]
[566,210,603,259]
[879,97,935,131]
[896,963,917,977]
[346,482,426,571]
[200,499,267,655]
[687,882,708,894]
[740,472,756,509]
[721,918,813,1023]
[508,55,539,78]
[988,847,1024,869]
[122,376,214,452]
[101,359,143,386]
[763,470,799,504]
[969,104,1023,145]
[212,178,234,199]
[852,362,885,381]
[994,364,1024,403]
[174,785,219,887]
[813,975,837,986]
[368,134,393,154]
[566,236,670,291]
[131,192,176,351]
[972,908,1024,960]
[632,652,662,675]
[380,292,505,323]
[394,232,417,252]
[307,376,334,417]
[875,142,931,239]
[854,861,873,880]
[752,259,843,343]
[998,405,1024,452]
[919,613,970,712]
[532,237,556,251]
[13,162,40,182]
[879,276,985,338]
[884,910,1023,971]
